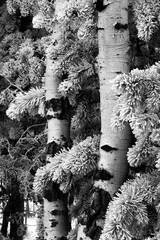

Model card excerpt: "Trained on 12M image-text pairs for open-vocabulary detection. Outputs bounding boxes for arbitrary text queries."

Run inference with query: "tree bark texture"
[44,33,70,240]
[96,0,132,197]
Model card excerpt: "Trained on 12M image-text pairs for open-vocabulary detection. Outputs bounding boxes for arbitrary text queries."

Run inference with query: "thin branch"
[16,123,47,146]
[6,139,14,159]
[5,77,25,93]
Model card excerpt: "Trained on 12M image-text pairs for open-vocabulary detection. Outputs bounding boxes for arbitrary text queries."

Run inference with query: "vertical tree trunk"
[39,1,71,238]
[1,180,24,240]
[10,192,24,240]
[1,208,9,237]
[96,0,132,197]
[44,57,70,239]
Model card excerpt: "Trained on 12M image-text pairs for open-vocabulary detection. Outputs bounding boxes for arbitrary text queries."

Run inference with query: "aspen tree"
[43,13,70,240]
[96,0,132,197]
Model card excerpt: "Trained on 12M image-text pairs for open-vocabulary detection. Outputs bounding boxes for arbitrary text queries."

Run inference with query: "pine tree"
[3,1,160,240]
[0,1,46,239]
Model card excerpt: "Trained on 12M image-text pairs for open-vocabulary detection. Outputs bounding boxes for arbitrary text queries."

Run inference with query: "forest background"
[0,1,160,240]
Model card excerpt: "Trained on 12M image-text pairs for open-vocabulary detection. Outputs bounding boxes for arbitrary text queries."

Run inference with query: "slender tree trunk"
[10,192,24,240]
[44,52,70,239]
[1,208,9,237]
[1,180,24,240]
[96,0,132,197]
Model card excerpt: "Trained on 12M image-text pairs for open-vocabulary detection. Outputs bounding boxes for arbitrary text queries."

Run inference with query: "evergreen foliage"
[0,4,17,41]
[35,0,99,107]
[107,56,160,240]
[0,120,46,198]
[34,135,100,195]
[6,87,45,120]
[134,0,160,42]
[2,0,160,240]
[1,36,45,90]
[100,174,159,240]
[0,2,48,238]
[6,0,37,16]
[112,63,160,168]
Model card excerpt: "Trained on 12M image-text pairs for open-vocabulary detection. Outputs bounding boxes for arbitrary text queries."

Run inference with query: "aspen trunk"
[44,29,70,239]
[42,1,71,238]
[96,0,132,197]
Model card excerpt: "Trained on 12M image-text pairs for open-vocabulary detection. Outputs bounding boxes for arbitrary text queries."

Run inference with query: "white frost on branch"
[6,87,45,120]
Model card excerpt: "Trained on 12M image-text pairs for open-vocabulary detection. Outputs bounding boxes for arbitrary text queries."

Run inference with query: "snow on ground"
[24,217,37,240]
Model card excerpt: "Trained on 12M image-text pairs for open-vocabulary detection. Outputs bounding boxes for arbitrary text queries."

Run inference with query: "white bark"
[45,59,70,145]
[44,199,68,240]
[77,224,92,240]
[97,0,131,197]
[44,25,70,240]
[45,59,61,100]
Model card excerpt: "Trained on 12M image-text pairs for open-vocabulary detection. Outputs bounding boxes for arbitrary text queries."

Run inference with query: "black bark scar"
[114,22,128,31]
[46,97,70,120]
[50,210,64,216]
[95,0,109,12]
[49,219,58,227]
[101,145,118,152]
[94,169,113,180]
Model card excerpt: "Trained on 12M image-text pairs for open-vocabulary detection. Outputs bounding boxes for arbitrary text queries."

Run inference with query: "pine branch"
[34,135,100,195]
[5,77,25,93]
[6,0,37,16]
[112,64,160,169]
[58,62,95,99]
[6,87,45,120]
[133,0,160,41]
[100,175,156,240]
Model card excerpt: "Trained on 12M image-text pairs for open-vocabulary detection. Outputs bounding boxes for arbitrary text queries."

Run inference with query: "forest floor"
[24,217,37,240]
[0,217,37,240]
